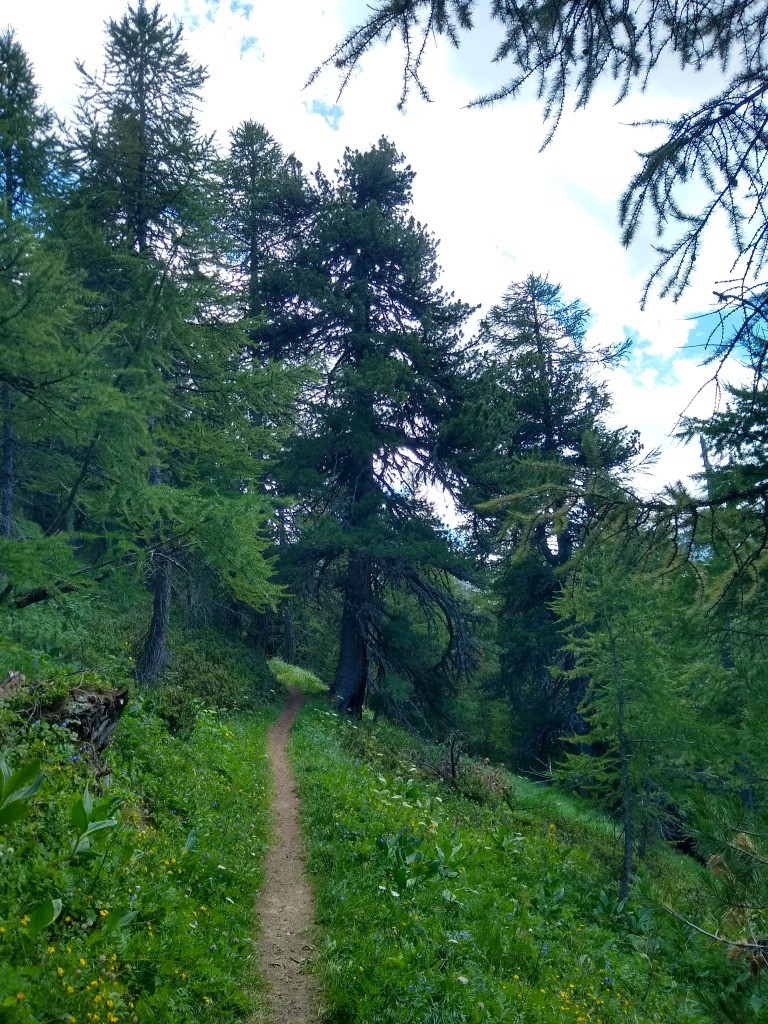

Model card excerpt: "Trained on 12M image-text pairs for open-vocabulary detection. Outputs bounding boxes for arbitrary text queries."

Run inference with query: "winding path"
[255,686,321,1024]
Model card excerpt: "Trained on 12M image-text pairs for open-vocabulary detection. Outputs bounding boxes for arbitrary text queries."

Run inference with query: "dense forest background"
[2,0,768,998]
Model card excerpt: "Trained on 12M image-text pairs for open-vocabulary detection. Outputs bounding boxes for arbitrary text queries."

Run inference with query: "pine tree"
[462,275,638,766]
[220,121,316,361]
[277,139,476,714]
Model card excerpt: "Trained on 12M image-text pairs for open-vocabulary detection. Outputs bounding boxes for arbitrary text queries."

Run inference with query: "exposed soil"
[256,686,321,1024]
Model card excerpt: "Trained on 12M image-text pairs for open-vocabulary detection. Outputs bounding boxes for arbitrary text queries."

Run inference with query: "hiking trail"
[255,686,320,1024]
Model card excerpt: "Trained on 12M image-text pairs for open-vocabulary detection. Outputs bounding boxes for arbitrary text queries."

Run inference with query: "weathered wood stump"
[0,672,129,751]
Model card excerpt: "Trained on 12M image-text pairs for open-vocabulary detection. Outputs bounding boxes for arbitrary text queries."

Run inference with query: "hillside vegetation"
[0,583,278,1023]
[2,4,768,1022]
[292,701,766,1024]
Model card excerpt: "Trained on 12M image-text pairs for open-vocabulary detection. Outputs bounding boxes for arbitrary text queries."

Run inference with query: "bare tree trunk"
[613,637,634,900]
[1,385,15,539]
[332,555,371,715]
[283,602,297,664]
[137,556,172,685]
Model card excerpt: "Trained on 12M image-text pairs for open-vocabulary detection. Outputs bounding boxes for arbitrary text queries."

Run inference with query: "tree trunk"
[613,637,634,900]
[332,555,371,715]
[1,385,15,539]
[137,556,172,685]
[283,602,297,664]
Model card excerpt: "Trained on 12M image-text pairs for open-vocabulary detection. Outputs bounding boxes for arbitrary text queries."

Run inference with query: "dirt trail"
[255,686,321,1024]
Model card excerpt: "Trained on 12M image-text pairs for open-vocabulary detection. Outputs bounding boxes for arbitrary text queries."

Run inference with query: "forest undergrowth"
[0,581,279,1024]
[291,699,767,1024]
[3,586,767,1024]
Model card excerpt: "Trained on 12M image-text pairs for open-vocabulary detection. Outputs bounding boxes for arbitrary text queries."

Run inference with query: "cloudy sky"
[6,0,741,490]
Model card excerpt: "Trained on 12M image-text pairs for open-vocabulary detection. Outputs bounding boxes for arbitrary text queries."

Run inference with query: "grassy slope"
[291,699,766,1024]
[0,584,280,1024]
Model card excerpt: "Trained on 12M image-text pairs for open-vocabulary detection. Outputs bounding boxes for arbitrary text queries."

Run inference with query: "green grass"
[291,701,764,1024]
[0,700,277,1024]
[268,657,328,695]
[0,587,281,1024]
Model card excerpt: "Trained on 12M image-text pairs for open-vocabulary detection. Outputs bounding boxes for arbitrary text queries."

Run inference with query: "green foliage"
[269,137,477,713]
[0,668,274,1023]
[0,753,43,826]
[268,657,327,694]
[292,700,767,1024]
[321,0,768,299]
[148,628,279,734]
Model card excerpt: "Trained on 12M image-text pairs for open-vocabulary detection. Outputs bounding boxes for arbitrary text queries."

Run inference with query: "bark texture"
[137,556,172,684]
[332,555,371,715]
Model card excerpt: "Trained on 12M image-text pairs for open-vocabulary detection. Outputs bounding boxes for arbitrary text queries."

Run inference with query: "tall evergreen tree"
[278,139,476,714]
[220,121,316,362]
[66,3,296,681]
[463,276,638,766]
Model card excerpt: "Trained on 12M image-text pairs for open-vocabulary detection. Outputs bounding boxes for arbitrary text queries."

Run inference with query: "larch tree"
[317,0,768,302]
[67,2,296,682]
[0,29,56,540]
[0,29,108,607]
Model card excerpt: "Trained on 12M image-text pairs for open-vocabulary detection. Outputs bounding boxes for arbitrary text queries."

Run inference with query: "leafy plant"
[0,753,43,827]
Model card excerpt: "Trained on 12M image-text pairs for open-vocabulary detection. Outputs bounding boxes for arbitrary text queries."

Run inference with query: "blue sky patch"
[620,327,682,387]
[231,0,254,16]
[240,35,263,59]
[684,306,754,363]
[306,99,344,131]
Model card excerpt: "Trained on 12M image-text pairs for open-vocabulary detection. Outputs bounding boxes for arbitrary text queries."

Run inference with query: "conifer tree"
[0,29,55,540]
[320,0,768,299]
[463,276,638,766]
[0,30,105,602]
[67,3,296,681]
[277,139,476,714]
[220,121,316,362]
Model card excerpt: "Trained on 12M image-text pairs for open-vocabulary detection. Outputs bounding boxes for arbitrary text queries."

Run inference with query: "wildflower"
[20,915,29,926]
[80,958,87,966]
[15,993,24,1001]
[58,967,65,977]
[47,945,56,953]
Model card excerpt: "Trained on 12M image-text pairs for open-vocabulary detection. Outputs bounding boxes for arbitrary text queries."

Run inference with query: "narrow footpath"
[256,686,321,1024]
